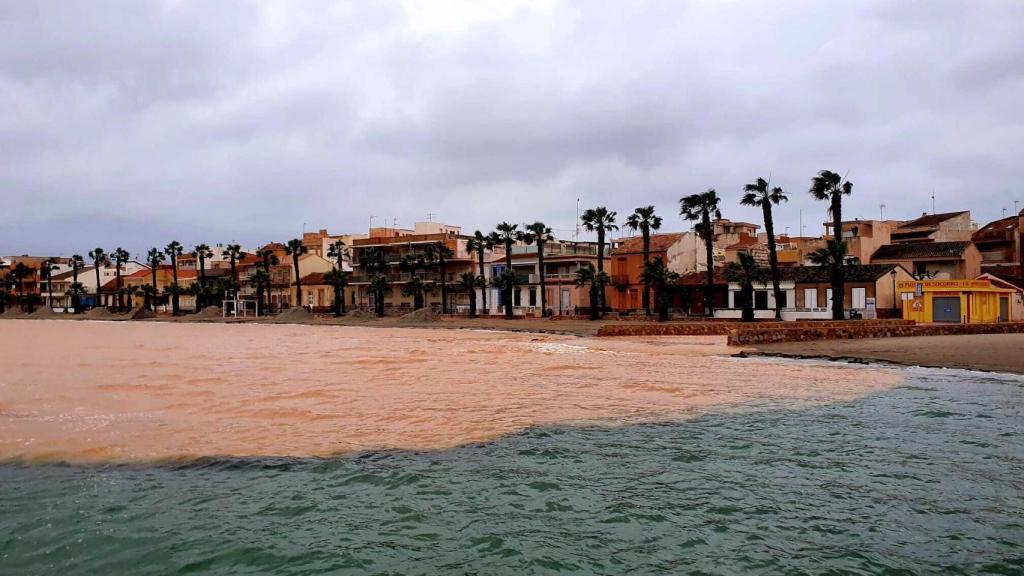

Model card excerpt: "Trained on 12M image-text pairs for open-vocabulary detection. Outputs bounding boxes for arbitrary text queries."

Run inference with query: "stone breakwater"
[727,320,1024,345]
[597,319,913,337]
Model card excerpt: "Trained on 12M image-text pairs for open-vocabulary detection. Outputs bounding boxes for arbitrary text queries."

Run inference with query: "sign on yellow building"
[897,279,1014,324]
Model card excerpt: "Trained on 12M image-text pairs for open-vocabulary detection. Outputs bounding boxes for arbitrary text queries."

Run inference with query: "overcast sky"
[3,0,1022,258]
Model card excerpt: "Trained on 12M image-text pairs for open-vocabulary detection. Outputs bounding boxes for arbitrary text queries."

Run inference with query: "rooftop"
[972,215,1019,243]
[896,211,969,230]
[612,233,686,255]
[872,241,972,260]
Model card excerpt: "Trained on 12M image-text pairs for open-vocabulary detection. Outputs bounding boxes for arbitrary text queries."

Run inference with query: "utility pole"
[575,198,580,241]
[931,191,936,215]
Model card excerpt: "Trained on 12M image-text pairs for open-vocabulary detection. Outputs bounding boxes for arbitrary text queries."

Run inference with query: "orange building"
[609,233,686,312]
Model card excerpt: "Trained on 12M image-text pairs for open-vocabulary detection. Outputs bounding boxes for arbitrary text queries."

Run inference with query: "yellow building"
[898,279,1015,323]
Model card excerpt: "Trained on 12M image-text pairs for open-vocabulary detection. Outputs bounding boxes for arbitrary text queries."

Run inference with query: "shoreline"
[744,334,1024,375]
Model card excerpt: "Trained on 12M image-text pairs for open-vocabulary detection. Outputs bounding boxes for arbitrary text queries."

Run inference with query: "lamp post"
[890,268,898,318]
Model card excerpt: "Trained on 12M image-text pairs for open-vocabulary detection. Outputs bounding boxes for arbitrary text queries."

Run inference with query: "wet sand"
[0,319,902,463]
[750,333,1024,374]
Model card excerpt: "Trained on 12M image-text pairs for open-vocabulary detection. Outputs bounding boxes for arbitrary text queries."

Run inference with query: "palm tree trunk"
[94,266,101,309]
[292,255,302,307]
[597,229,605,317]
[764,204,782,320]
[469,290,476,318]
[703,213,714,317]
[504,242,513,318]
[477,249,487,314]
[115,269,122,312]
[440,260,448,314]
[831,194,844,320]
[334,286,342,316]
[641,229,651,315]
[151,267,158,311]
[171,256,179,316]
[538,242,547,317]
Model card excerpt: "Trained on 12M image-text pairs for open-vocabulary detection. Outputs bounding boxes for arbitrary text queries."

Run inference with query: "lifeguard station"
[898,279,1015,323]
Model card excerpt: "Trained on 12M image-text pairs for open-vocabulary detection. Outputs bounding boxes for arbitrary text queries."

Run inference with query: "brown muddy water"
[0,320,896,463]
[2,320,1023,574]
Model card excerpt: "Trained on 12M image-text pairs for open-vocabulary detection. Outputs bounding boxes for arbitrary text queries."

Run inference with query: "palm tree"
[809,170,854,320]
[88,248,107,309]
[257,248,280,313]
[11,263,35,313]
[640,257,680,321]
[139,284,158,311]
[369,273,390,317]
[359,247,387,314]
[742,178,788,319]
[432,242,455,314]
[457,271,483,318]
[574,263,608,321]
[807,240,855,268]
[164,241,183,315]
[222,244,246,288]
[401,275,435,310]
[525,222,554,317]
[248,268,270,315]
[68,254,85,312]
[399,252,431,310]
[323,267,350,316]
[326,239,348,270]
[0,273,15,314]
[66,283,87,314]
[284,239,307,308]
[191,244,213,310]
[580,207,617,316]
[112,248,130,311]
[146,248,166,311]
[466,231,496,314]
[40,259,57,311]
[625,206,663,316]
[724,252,761,323]
[680,189,722,316]
[493,222,525,318]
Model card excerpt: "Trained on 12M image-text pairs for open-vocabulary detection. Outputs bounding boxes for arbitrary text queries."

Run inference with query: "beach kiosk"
[898,278,1015,323]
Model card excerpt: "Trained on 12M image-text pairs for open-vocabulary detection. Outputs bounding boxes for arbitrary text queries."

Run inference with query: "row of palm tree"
[13,168,850,320]
[675,169,853,320]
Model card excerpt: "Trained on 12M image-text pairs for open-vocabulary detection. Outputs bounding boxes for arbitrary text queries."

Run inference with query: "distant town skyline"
[3,0,1022,256]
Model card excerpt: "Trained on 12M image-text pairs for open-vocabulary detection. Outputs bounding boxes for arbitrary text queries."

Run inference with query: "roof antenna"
[931,191,936,215]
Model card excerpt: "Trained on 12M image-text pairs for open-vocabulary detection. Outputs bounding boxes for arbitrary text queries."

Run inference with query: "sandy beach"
[0,319,901,463]
[749,333,1024,374]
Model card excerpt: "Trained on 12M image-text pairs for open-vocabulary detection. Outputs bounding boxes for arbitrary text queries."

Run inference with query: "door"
[804,288,817,309]
[560,289,571,313]
[851,287,867,309]
[933,297,961,323]
[999,297,1009,322]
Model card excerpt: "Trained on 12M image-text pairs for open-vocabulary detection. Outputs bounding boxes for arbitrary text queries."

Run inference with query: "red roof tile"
[612,233,686,255]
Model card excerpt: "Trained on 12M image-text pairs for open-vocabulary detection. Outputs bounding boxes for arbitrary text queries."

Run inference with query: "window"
[754,291,769,310]
[804,288,818,309]
[529,288,537,307]
[852,287,867,309]
[826,289,833,310]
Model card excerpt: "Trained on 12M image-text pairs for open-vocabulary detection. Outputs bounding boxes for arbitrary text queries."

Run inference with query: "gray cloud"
[2,0,1022,257]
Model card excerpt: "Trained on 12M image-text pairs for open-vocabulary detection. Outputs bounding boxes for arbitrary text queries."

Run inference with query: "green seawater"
[2,364,1023,575]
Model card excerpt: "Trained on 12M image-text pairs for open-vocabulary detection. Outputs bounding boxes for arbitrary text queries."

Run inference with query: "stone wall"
[727,322,1024,345]
[596,319,912,337]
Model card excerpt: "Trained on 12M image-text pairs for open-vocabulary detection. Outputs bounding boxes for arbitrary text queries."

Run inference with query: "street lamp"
[890,268,898,318]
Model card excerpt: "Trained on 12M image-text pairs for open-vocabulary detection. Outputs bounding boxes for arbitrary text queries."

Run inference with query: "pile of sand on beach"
[346,309,378,321]
[193,306,223,319]
[268,307,312,324]
[398,307,440,324]
[128,305,156,320]
[1,307,26,318]
[29,307,62,319]
[85,307,117,320]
